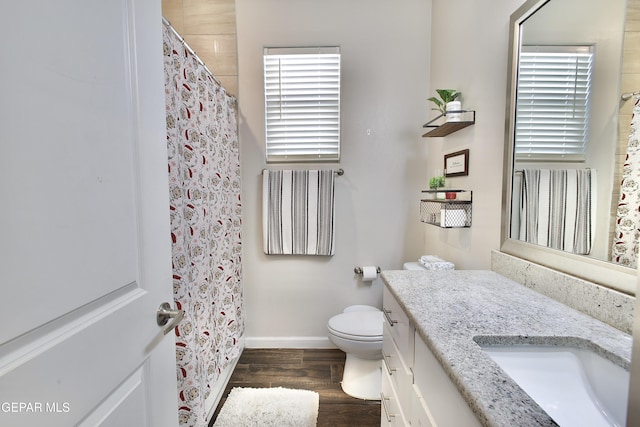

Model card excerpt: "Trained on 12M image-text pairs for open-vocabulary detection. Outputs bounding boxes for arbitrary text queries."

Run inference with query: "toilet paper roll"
[440,208,467,227]
[361,266,378,281]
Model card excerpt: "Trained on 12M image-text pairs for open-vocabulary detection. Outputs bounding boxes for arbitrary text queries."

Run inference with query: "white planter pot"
[446,101,462,122]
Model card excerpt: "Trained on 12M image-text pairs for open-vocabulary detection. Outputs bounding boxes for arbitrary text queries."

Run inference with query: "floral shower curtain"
[612,97,640,268]
[162,20,243,427]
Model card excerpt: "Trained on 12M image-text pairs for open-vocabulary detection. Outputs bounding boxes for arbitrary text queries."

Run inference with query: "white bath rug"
[213,387,319,427]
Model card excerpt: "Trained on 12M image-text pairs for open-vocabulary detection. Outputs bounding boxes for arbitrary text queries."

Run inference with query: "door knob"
[157,302,185,335]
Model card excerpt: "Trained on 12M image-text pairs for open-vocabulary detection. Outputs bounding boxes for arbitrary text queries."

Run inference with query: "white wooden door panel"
[0,288,145,425]
[0,0,178,425]
[78,367,147,427]
[2,0,139,343]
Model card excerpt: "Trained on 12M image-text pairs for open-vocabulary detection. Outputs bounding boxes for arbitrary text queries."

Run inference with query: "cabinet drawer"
[382,322,413,406]
[382,286,412,363]
[381,368,409,427]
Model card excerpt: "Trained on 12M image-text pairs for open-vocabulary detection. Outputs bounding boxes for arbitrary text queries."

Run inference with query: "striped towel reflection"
[263,170,336,256]
[519,169,595,255]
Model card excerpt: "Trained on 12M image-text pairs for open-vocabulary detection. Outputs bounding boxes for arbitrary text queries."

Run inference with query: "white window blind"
[264,47,341,163]
[515,46,593,162]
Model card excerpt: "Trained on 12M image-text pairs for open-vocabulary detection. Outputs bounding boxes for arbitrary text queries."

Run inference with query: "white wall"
[236,0,431,346]
[422,0,525,269]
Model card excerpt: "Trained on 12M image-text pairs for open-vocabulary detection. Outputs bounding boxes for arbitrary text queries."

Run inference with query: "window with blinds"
[515,46,593,162]
[264,47,341,163]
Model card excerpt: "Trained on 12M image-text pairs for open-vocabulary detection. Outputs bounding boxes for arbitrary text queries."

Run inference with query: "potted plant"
[428,89,462,121]
[429,174,446,199]
[429,175,445,190]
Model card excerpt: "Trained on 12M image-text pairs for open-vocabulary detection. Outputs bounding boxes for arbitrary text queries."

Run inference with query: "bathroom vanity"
[380,270,632,427]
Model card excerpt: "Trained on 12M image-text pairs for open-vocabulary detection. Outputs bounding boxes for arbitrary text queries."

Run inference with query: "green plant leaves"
[428,89,461,115]
[427,97,443,112]
[435,89,460,103]
[429,176,445,189]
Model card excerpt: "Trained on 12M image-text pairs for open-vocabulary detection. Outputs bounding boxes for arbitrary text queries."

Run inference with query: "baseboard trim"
[205,335,245,424]
[244,336,336,349]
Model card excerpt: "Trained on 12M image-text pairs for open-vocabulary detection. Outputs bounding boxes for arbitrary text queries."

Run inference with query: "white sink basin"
[481,345,629,427]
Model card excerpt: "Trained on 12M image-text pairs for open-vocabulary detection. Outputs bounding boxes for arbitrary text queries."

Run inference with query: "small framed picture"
[444,149,469,177]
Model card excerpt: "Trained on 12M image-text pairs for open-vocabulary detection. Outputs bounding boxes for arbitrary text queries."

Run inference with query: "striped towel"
[519,169,595,255]
[263,170,336,256]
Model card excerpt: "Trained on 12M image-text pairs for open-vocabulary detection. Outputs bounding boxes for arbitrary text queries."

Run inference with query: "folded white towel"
[419,255,455,270]
[420,255,445,264]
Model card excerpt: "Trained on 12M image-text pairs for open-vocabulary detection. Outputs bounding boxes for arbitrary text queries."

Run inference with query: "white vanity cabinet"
[382,286,481,427]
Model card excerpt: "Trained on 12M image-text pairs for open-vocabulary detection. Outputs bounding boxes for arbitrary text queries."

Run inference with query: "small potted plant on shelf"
[429,175,445,190]
[429,173,446,199]
[428,89,462,122]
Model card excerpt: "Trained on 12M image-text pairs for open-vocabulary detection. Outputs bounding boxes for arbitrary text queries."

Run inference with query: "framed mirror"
[500,0,637,295]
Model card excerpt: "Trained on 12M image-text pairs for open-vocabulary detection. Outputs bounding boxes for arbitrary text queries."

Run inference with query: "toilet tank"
[403,262,426,270]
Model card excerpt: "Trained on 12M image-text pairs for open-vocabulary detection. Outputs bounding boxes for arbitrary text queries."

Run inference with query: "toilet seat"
[327,311,383,342]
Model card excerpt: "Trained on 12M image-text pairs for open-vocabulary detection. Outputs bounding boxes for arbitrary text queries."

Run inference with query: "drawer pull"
[382,352,396,375]
[382,308,398,326]
[380,392,396,423]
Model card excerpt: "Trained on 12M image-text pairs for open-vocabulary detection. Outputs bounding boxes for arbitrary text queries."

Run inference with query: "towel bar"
[262,168,344,176]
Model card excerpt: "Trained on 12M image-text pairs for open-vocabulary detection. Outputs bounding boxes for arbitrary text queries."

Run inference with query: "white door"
[0,0,178,426]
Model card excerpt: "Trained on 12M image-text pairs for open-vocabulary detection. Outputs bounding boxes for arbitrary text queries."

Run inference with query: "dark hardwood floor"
[210,349,381,426]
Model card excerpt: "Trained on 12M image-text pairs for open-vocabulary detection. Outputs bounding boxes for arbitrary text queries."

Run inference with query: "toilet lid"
[327,311,383,340]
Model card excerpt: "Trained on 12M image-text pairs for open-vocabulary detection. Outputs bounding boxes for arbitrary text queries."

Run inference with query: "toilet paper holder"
[354,266,381,275]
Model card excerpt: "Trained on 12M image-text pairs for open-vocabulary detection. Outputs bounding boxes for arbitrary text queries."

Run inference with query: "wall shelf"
[420,190,472,228]
[422,110,475,137]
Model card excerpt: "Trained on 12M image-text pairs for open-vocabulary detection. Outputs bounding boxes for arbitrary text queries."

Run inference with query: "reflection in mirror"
[501,0,639,294]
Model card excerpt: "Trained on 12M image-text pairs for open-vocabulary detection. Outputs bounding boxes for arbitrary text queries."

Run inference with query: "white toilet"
[326,264,431,400]
[327,305,383,400]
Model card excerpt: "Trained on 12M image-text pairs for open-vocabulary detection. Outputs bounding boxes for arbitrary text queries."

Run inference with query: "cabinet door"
[413,333,482,426]
[411,385,436,427]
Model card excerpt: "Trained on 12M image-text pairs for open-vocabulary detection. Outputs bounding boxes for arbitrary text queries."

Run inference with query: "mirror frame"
[500,0,637,296]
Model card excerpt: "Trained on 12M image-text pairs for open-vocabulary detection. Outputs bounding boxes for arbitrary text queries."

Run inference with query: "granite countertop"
[381,270,633,427]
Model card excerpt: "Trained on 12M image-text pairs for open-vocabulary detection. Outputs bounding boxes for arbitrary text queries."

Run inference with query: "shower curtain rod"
[162,17,236,102]
[621,91,639,101]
